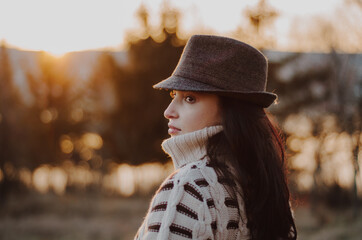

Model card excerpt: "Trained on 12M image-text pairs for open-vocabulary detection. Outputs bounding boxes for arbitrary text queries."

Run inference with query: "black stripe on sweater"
[211,221,217,230]
[194,178,209,187]
[159,181,174,192]
[224,198,239,208]
[207,198,215,208]
[151,202,167,212]
[227,220,239,229]
[176,203,198,220]
[184,183,203,201]
[148,223,161,232]
[169,223,192,239]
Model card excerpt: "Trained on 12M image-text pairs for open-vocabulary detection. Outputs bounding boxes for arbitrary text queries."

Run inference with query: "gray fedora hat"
[153,35,277,108]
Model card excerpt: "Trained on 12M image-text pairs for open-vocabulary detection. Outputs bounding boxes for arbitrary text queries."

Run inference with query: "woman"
[135,35,297,239]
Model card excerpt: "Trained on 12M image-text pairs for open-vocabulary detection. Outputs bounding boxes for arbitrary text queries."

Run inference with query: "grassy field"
[0,192,361,240]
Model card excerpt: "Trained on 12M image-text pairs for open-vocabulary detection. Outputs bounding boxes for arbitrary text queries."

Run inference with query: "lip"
[168,124,181,135]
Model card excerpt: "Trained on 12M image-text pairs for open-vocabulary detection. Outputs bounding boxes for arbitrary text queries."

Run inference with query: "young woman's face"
[164,90,222,136]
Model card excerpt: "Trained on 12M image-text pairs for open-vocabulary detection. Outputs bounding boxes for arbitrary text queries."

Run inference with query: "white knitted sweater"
[135,126,249,240]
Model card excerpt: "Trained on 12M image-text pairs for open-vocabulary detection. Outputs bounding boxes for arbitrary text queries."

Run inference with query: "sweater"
[134,125,250,240]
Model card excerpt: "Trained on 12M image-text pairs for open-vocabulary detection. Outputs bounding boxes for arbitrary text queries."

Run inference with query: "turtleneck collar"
[161,125,223,170]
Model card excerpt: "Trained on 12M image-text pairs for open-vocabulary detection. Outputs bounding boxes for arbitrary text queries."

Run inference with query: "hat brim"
[153,76,277,108]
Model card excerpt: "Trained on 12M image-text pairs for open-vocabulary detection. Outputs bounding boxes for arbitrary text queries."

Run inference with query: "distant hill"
[1,47,127,83]
[0,48,127,103]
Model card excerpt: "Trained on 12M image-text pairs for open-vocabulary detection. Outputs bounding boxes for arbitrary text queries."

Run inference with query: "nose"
[164,101,178,119]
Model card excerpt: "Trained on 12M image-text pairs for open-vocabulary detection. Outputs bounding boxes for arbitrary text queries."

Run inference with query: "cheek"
[201,106,221,125]
[186,105,221,131]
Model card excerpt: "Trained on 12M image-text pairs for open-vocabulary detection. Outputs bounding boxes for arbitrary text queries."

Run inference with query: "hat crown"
[173,35,268,92]
[153,35,277,108]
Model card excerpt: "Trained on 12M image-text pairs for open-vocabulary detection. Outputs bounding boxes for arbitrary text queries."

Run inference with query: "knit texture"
[134,126,250,240]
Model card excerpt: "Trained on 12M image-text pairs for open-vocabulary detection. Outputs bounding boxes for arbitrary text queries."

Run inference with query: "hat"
[153,35,277,108]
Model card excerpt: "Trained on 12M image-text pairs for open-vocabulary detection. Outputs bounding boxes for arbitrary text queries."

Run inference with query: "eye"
[185,95,195,103]
[170,91,176,99]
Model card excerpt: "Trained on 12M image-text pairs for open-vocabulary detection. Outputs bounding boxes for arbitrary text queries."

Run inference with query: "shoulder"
[155,160,212,200]
[159,159,218,188]
[156,159,235,202]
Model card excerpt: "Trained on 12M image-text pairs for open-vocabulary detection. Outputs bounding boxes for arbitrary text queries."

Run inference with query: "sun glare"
[46,48,70,58]
[0,0,140,54]
[0,0,347,53]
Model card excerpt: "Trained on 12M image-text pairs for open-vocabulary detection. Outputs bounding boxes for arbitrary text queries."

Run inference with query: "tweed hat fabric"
[153,35,277,108]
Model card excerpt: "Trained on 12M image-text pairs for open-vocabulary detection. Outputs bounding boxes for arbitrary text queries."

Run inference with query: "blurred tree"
[268,58,332,119]
[87,52,121,171]
[267,54,331,204]
[267,51,361,213]
[349,0,362,8]
[288,0,362,52]
[235,0,279,49]
[329,51,361,216]
[0,41,21,203]
[26,53,86,169]
[104,3,185,165]
[268,0,361,209]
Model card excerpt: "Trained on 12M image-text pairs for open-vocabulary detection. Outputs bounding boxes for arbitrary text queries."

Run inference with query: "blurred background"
[0,0,361,239]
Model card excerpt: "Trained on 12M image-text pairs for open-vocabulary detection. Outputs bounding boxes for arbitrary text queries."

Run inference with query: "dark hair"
[207,96,297,240]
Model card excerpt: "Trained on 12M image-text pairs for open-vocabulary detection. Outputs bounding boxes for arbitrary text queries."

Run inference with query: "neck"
[161,125,223,169]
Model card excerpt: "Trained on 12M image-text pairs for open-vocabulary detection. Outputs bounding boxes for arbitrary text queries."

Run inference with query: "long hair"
[207,96,297,240]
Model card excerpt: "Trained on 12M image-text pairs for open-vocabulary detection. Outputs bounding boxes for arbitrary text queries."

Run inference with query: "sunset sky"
[0,0,351,55]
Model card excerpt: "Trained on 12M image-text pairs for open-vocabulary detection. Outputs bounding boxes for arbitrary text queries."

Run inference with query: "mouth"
[168,124,181,135]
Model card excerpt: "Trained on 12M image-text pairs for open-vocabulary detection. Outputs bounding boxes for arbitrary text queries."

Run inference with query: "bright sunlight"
[0,0,345,55]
